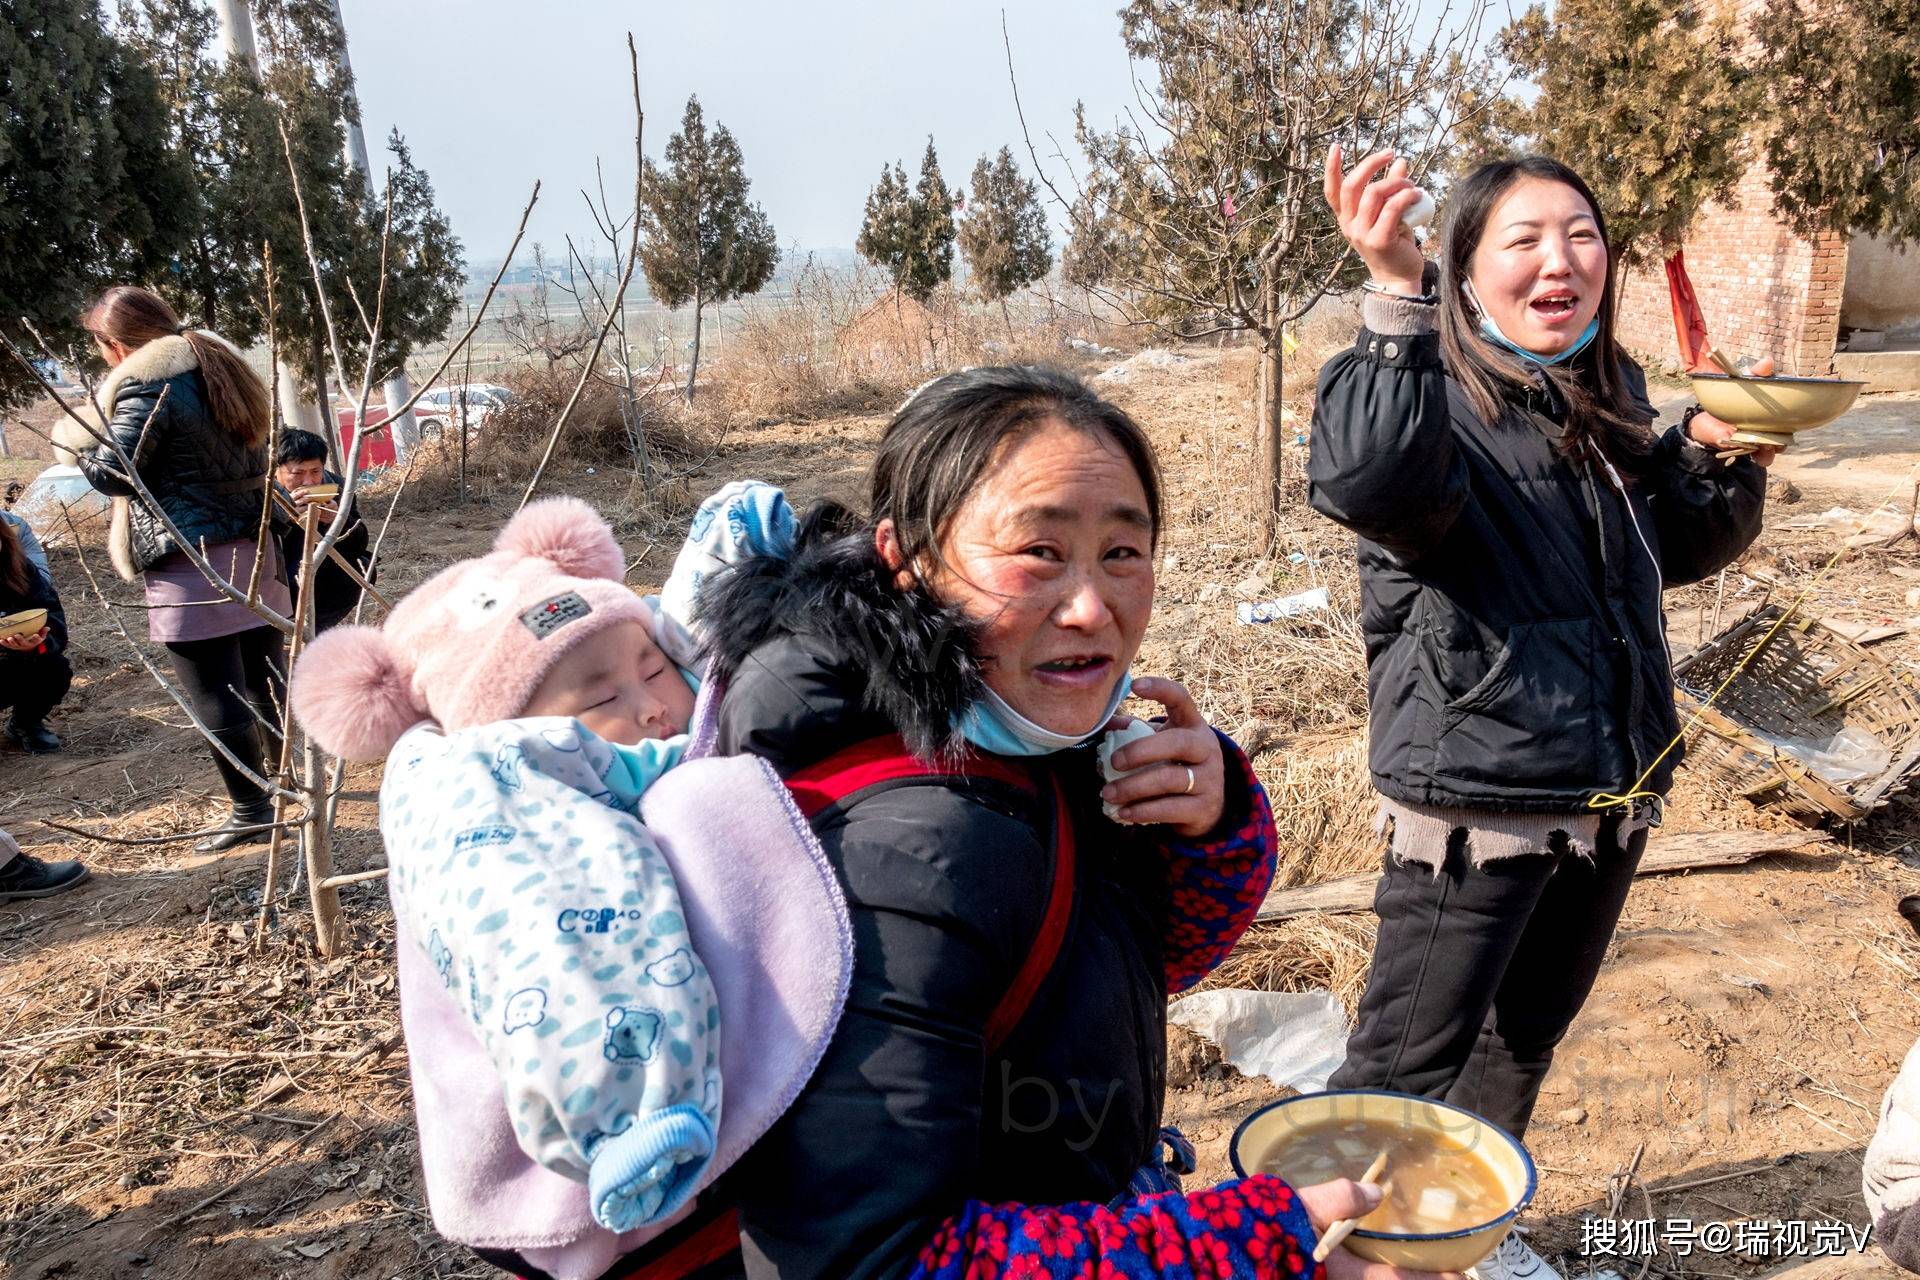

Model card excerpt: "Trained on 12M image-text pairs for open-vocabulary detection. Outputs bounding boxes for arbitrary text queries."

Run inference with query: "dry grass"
[1198,915,1380,1013]
[698,259,1142,426]
[0,875,456,1265]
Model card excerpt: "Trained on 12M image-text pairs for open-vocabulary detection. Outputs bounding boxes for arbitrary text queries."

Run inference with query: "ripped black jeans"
[1328,818,1648,1138]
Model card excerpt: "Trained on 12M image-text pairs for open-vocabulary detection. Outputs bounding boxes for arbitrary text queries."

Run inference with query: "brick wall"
[1614,160,1848,376]
[1612,0,1847,375]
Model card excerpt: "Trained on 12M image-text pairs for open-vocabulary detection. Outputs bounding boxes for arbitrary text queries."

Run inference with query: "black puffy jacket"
[73,335,268,574]
[1307,318,1766,812]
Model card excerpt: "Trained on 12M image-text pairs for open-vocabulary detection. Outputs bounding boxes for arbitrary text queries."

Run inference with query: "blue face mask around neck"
[1465,280,1600,366]
[958,671,1133,758]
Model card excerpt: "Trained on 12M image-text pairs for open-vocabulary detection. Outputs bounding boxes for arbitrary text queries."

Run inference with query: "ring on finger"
[1182,765,1196,795]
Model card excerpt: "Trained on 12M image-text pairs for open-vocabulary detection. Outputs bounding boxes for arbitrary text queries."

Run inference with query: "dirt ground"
[8,351,1920,1279]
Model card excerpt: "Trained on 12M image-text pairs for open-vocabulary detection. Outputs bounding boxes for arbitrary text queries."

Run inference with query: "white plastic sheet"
[1166,988,1349,1092]
[11,464,108,546]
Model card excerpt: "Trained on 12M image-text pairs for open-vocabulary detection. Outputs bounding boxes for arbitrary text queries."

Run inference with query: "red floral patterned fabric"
[910,1176,1323,1280]
[1160,733,1278,994]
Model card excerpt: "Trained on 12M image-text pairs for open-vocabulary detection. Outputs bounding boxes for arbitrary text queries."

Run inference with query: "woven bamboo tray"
[1672,604,1920,823]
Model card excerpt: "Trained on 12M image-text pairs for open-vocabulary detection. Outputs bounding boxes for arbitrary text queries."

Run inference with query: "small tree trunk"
[302,748,341,956]
[685,294,704,405]
[195,235,220,332]
[1257,302,1286,553]
[1000,296,1015,342]
[458,396,469,503]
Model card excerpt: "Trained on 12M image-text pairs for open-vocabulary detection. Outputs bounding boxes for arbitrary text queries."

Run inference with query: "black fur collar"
[695,505,985,761]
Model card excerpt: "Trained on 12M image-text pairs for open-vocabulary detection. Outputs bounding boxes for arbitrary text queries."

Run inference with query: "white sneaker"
[1468,1231,1564,1280]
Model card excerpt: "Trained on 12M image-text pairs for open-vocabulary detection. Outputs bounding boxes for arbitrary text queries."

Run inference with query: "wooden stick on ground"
[1256,829,1833,922]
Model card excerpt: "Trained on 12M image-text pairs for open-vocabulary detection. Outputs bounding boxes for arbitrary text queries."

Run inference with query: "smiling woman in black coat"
[1306,150,1767,1280]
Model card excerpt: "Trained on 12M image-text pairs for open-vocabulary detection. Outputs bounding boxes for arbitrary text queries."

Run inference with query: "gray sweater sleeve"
[1,511,48,578]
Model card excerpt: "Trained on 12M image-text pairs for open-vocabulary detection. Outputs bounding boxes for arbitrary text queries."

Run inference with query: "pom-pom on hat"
[290,496,652,760]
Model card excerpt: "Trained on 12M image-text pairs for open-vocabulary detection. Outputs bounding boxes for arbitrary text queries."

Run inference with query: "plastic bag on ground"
[1166,988,1349,1092]
[1765,725,1892,785]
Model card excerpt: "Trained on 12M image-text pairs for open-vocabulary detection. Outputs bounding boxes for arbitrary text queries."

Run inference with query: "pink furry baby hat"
[291,496,652,761]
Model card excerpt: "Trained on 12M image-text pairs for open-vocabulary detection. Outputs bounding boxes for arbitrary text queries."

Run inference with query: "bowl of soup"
[1231,1089,1536,1272]
[1687,373,1866,446]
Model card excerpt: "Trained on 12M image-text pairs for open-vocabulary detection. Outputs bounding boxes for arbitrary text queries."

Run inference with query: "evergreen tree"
[1485,0,1754,266]
[1060,189,1135,295]
[0,0,194,404]
[855,162,911,283]
[1754,0,1920,241]
[903,138,956,304]
[638,95,780,403]
[856,138,956,305]
[957,146,1053,337]
[112,0,462,411]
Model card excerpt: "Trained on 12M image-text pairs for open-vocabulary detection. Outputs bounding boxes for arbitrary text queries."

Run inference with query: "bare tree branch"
[519,33,645,510]
[58,505,300,801]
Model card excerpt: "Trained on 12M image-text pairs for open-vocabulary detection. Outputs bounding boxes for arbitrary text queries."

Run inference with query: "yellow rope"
[1587,459,1920,811]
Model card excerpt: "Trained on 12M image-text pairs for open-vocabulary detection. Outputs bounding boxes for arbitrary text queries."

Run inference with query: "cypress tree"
[638,95,780,404]
[957,146,1053,337]
[1754,0,1920,241]
[903,138,956,304]
[113,0,462,406]
[857,138,957,306]
[855,162,911,284]
[0,0,193,403]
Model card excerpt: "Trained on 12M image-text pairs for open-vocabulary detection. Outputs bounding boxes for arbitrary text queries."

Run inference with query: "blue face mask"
[958,672,1133,758]
[1465,281,1600,366]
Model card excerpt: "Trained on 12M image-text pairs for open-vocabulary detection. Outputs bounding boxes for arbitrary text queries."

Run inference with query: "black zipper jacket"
[626,525,1277,1279]
[1307,320,1766,811]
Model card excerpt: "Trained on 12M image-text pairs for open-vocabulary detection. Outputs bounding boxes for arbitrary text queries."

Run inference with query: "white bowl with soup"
[1231,1089,1536,1272]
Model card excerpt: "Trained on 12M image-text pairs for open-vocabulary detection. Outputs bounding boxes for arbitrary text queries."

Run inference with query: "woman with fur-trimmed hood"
[58,285,291,852]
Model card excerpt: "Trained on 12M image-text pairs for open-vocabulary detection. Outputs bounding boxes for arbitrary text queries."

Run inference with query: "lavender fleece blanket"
[393,747,854,1279]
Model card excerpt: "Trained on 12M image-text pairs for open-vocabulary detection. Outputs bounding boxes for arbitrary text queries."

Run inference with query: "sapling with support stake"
[2,132,539,961]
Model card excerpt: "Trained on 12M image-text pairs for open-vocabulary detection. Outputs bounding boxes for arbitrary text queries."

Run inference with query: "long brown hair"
[1437,157,1652,470]
[84,286,271,448]
[0,516,30,598]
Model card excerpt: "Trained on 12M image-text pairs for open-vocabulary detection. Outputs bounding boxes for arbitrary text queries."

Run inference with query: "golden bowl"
[1231,1089,1537,1272]
[301,483,340,499]
[1688,373,1866,444]
[0,608,49,641]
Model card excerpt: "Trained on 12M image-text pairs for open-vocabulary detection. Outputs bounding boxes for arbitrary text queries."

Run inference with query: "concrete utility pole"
[327,0,421,466]
[212,0,255,63]
[211,0,326,439]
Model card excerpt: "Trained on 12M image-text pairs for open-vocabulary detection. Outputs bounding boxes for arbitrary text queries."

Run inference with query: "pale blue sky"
[336,1,1145,263]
